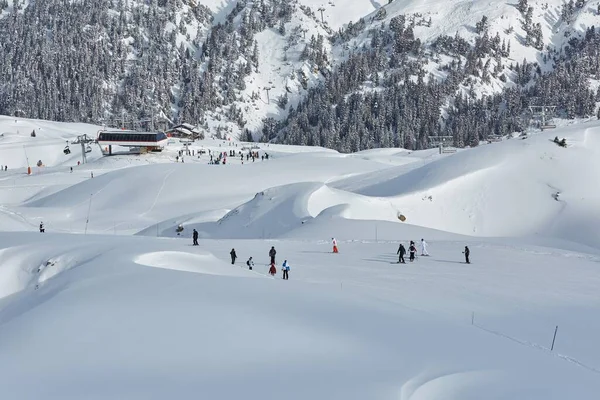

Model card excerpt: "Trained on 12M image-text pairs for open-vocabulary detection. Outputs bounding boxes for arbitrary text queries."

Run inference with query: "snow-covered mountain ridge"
[1,0,600,150]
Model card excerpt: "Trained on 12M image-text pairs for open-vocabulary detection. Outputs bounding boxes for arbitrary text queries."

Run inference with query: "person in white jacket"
[421,239,429,256]
[332,237,339,253]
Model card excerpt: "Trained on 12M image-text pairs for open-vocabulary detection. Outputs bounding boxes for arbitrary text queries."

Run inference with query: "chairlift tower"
[71,134,95,164]
[263,82,275,103]
[529,105,556,130]
[318,6,326,23]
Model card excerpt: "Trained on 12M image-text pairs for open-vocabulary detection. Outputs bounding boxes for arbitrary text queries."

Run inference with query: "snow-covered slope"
[0,117,599,398]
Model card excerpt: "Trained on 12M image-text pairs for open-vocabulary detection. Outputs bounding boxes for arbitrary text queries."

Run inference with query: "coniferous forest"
[1,0,599,151]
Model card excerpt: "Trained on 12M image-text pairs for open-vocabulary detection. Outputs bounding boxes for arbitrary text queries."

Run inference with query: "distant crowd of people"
[173,145,271,165]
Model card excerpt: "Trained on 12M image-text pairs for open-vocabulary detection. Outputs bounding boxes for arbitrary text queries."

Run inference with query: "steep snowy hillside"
[3,0,600,149]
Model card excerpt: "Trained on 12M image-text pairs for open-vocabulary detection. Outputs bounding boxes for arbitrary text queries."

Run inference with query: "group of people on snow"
[227,245,290,279]
[192,229,471,279]
[396,239,470,264]
[396,239,428,263]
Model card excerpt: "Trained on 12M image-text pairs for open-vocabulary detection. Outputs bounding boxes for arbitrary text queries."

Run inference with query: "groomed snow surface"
[0,116,599,399]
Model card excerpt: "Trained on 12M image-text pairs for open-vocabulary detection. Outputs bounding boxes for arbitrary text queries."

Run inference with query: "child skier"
[246,257,254,270]
[409,241,417,262]
[269,262,277,276]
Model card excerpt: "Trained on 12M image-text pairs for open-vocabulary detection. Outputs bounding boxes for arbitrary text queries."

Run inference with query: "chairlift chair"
[63,145,71,155]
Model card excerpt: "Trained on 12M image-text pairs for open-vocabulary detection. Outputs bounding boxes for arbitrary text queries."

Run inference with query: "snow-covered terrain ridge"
[0,116,599,399]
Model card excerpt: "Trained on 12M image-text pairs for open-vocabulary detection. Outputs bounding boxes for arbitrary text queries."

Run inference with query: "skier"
[332,237,339,253]
[70,167,73,173]
[409,241,417,262]
[90,172,94,178]
[246,257,254,270]
[269,246,276,264]
[192,229,199,246]
[230,248,237,265]
[421,238,429,256]
[397,243,406,263]
[269,262,277,276]
[463,246,470,264]
[39,222,45,233]
[282,260,290,280]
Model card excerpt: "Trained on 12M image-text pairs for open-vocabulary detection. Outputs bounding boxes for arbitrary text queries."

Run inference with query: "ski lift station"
[97,130,169,155]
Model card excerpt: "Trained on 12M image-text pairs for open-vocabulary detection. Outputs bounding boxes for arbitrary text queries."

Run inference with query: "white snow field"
[0,116,599,399]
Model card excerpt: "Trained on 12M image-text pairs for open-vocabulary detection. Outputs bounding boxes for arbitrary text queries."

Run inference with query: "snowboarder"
[332,237,339,253]
[230,248,237,264]
[269,262,277,276]
[397,243,406,263]
[269,246,276,264]
[39,222,45,233]
[192,229,199,246]
[463,246,470,264]
[409,241,417,262]
[421,239,429,256]
[282,260,290,280]
[246,257,254,270]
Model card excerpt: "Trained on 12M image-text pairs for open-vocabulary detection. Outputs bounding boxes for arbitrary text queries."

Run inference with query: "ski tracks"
[140,167,177,218]
[473,323,600,375]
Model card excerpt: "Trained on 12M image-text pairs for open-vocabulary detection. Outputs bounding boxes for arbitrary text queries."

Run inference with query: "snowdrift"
[191,182,405,239]
[333,124,600,245]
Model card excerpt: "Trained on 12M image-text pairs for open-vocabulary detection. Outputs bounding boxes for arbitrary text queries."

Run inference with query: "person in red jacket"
[269,262,277,276]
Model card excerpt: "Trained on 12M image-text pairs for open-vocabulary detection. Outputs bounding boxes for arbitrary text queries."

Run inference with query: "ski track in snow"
[139,167,177,218]
[473,323,600,375]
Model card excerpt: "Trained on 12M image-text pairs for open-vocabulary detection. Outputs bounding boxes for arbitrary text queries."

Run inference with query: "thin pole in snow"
[84,194,93,235]
[471,312,475,325]
[375,225,378,242]
[551,325,559,351]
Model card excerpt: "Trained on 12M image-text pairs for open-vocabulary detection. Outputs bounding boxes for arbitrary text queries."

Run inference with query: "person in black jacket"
[230,248,237,264]
[269,246,276,264]
[397,243,406,263]
[463,246,470,264]
[192,229,199,246]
